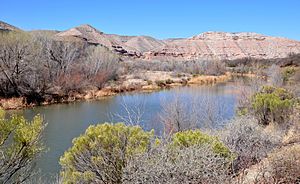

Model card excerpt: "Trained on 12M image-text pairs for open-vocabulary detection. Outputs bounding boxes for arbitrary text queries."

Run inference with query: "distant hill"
[143,32,300,61]
[1,20,300,61]
[0,21,21,31]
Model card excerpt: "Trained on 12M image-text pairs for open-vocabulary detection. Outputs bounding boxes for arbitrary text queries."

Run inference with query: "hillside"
[144,32,300,61]
[1,20,300,61]
[0,21,21,31]
[55,25,300,61]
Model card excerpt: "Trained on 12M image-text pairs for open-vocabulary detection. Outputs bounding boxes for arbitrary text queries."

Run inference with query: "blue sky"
[1,0,300,40]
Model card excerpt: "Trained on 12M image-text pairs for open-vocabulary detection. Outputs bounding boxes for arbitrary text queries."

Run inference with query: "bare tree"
[235,76,265,114]
[111,96,146,126]
[0,31,35,96]
[46,40,84,77]
[267,64,283,87]
[83,46,120,89]
[123,144,232,184]
[159,95,195,134]
[191,95,230,129]
[159,95,230,135]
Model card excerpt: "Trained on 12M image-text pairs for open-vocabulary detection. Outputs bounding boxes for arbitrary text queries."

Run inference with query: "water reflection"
[18,82,238,177]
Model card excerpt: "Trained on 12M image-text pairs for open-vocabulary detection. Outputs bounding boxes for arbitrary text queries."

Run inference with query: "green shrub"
[283,67,296,83]
[0,109,45,183]
[123,130,234,183]
[59,123,154,184]
[252,86,295,125]
[171,130,233,158]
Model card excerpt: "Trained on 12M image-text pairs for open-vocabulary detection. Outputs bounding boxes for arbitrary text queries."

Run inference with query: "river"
[17,81,240,178]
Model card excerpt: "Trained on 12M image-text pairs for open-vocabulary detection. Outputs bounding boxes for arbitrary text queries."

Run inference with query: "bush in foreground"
[252,144,300,184]
[0,109,45,184]
[59,123,154,184]
[266,144,300,183]
[221,116,280,173]
[123,145,232,184]
[123,130,233,184]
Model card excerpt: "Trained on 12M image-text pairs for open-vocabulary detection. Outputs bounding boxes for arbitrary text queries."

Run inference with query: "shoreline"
[0,72,236,110]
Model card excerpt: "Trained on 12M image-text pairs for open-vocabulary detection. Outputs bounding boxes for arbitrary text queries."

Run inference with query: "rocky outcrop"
[144,32,300,61]
[0,21,21,32]
[55,24,141,57]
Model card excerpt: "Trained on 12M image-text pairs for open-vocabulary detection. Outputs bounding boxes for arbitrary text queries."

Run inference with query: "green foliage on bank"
[252,86,295,125]
[59,123,233,183]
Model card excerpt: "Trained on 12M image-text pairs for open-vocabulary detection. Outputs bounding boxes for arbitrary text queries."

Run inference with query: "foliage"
[171,130,232,158]
[59,123,154,184]
[0,109,45,184]
[282,66,296,83]
[251,86,295,125]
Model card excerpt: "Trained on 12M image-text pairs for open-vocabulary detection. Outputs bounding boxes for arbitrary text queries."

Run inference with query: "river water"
[17,81,240,177]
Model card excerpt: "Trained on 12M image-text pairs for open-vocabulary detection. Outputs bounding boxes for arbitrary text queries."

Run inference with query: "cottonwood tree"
[0,31,35,96]
[0,31,52,102]
[46,40,84,77]
[0,110,45,184]
[84,46,119,88]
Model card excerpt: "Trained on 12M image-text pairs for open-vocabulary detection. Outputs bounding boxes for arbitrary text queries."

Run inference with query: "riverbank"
[0,71,233,110]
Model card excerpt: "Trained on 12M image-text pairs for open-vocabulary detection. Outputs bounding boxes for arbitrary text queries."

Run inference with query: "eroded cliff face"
[143,32,300,61]
[1,20,300,61]
[55,24,141,57]
[49,24,300,61]
[55,24,166,57]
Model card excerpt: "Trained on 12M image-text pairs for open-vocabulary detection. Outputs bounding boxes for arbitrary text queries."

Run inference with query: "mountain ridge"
[1,20,300,61]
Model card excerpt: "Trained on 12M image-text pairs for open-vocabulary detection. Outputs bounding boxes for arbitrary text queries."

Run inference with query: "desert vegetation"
[0,62,300,183]
[54,66,300,183]
[1,29,300,110]
[0,109,45,184]
[1,26,300,184]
